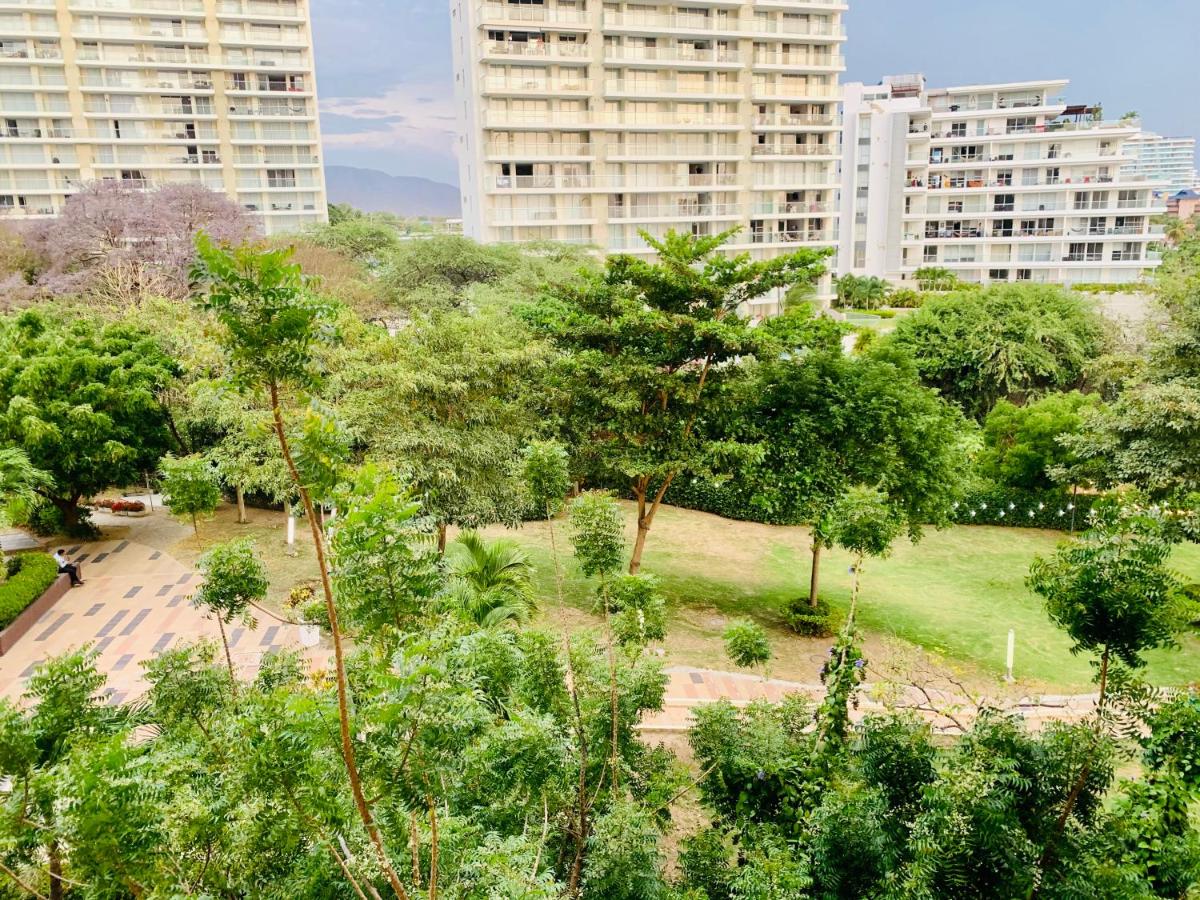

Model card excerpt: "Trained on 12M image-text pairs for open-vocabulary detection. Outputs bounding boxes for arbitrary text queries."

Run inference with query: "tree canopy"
[0,309,179,533]
[886,284,1110,419]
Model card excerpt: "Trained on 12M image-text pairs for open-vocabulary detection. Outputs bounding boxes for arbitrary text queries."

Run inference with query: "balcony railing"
[609,143,740,156]
[749,230,836,243]
[486,141,593,157]
[751,143,835,157]
[608,202,741,219]
[604,79,741,97]
[602,10,843,37]
[482,40,589,59]
[479,3,588,24]
[604,45,741,64]
[752,112,840,128]
[484,76,589,93]
[929,95,1066,113]
[488,173,740,190]
[491,206,592,222]
[753,201,834,214]
[751,52,843,68]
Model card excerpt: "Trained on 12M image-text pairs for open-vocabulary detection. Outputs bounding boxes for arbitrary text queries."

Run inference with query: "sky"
[311,0,1200,186]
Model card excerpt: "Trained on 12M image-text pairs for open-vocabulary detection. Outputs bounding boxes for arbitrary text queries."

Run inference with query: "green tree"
[380,234,521,312]
[192,538,268,684]
[1028,504,1196,872]
[887,284,1109,419]
[338,305,545,553]
[526,228,830,573]
[723,620,772,680]
[740,347,967,606]
[0,310,179,534]
[977,391,1102,492]
[159,453,222,538]
[445,531,537,628]
[1064,234,1200,508]
[191,235,412,898]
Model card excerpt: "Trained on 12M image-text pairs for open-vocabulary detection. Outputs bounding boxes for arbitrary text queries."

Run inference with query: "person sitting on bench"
[53,549,84,587]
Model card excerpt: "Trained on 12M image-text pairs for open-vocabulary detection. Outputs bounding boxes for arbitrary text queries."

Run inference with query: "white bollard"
[1005,629,1016,683]
[287,515,295,547]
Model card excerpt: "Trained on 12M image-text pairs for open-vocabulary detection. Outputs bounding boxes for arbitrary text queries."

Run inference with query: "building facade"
[1122,132,1198,196]
[450,0,845,307]
[838,75,1166,287]
[0,0,327,234]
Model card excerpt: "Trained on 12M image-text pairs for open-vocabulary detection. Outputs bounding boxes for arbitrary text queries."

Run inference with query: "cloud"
[320,83,457,157]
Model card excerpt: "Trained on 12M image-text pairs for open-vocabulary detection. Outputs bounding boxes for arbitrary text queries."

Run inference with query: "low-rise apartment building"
[0,0,327,234]
[838,75,1166,287]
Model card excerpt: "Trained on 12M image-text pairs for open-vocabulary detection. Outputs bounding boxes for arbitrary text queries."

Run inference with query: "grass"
[485,502,1200,692]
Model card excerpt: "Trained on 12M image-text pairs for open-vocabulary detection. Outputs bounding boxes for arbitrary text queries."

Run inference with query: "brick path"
[640,667,1099,734]
[0,540,323,705]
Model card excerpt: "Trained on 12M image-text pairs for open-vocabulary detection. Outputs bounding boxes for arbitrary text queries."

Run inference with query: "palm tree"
[444,531,537,627]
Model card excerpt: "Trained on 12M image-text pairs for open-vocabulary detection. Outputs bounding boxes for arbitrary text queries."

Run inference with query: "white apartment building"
[1122,132,1198,195]
[838,75,1166,287]
[450,0,845,299]
[0,0,327,234]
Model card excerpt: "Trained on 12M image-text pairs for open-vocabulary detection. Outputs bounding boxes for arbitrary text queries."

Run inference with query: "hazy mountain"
[325,165,460,218]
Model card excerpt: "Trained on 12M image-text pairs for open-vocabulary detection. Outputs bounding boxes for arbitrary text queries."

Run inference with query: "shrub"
[783,597,840,637]
[888,288,924,308]
[25,504,97,539]
[111,499,146,513]
[0,553,60,630]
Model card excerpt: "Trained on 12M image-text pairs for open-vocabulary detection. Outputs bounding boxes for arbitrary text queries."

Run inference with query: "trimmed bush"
[950,488,1098,530]
[783,597,840,637]
[0,553,61,630]
[888,288,924,309]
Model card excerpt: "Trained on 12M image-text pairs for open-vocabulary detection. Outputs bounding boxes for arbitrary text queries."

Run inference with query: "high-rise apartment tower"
[0,0,327,234]
[451,0,846,309]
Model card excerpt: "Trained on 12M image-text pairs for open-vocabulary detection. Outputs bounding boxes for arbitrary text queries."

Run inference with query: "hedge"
[0,553,61,630]
[948,488,1098,530]
[656,481,1096,533]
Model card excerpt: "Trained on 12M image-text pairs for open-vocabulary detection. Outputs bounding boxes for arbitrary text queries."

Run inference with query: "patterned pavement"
[0,539,323,705]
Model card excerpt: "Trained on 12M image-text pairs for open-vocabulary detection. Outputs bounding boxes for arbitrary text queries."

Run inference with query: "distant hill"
[325,165,460,218]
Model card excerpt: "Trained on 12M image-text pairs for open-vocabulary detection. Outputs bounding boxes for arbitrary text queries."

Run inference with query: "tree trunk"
[51,496,81,534]
[191,512,199,539]
[236,486,247,525]
[269,382,410,900]
[437,523,448,556]
[808,541,823,608]
[629,519,651,575]
[48,838,63,900]
[216,616,238,696]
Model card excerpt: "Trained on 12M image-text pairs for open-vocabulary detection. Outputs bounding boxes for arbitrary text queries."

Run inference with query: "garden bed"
[0,553,66,655]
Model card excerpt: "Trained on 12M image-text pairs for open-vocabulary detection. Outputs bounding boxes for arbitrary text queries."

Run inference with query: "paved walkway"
[0,540,322,705]
[641,667,1099,734]
[0,529,45,553]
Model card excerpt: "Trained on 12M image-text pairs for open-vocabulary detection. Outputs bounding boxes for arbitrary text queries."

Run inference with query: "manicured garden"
[0,552,60,630]
[492,503,1200,691]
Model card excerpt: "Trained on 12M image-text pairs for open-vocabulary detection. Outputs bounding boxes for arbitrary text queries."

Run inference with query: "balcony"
[929,95,1066,114]
[602,10,843,38]
[751,51,844,69]
[751,143,835,157]
[752,200,834,215]
[484,76,588,94]
[604,45,741,65]
[478,3,588,25]
[608,202,741,219]
[604,78,741,98]
[749,229,836,244]
[608,142,740,158]
[486,141,593,158]
[488,173,739,191]
[491,206,591,222]
[752,112,840,129]
[482,39,589,60]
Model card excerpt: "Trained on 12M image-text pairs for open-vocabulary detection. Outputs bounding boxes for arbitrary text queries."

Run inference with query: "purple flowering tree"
[28,181,257,300]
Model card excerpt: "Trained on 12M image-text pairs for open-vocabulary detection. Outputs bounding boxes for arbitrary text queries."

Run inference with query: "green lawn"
[486,503,1200,692]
